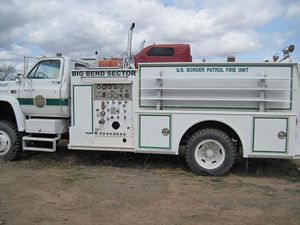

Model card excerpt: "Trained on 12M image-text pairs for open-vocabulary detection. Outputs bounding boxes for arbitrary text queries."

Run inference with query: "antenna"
[140,39,146,51]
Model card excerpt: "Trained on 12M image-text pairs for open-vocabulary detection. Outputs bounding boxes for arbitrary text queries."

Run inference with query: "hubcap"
[194,139,225,170]
[0,130,11,156]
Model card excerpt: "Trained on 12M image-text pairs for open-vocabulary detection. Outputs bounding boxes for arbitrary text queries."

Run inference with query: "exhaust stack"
[127,22,135,63]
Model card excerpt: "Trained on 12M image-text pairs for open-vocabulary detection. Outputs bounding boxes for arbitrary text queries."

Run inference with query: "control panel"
[93,83,133,143]
[94,84,132,100]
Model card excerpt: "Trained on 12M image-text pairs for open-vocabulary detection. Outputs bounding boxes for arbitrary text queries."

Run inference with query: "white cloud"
[286,1,300,19]
[0,44,34,71]
[171,0,203,9]
[207,0,283,29]
[0,0,296,64]
[0,45,32,61]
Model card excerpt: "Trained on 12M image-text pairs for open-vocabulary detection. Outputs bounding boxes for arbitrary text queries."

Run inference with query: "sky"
[0,0,299,69]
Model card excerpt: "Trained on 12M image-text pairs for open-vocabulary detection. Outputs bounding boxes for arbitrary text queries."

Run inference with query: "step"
[22,135,61,152]
[23,146,56,152]
[23,136,58,142]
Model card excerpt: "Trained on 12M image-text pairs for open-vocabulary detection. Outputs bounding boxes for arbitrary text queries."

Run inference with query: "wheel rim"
[194,139,225,170]
[0,130,11,156]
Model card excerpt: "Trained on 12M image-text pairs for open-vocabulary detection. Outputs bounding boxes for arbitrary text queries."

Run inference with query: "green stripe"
[46,99,69,106]
[18,98,34,105]
[18,98,69,106]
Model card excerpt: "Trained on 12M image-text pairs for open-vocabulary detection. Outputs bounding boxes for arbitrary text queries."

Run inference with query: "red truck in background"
[98,44,192,68]
[98,23,192,68]
[133,44,192,67]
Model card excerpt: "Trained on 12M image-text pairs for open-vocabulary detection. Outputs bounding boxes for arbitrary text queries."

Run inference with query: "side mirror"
[15,74,23,83]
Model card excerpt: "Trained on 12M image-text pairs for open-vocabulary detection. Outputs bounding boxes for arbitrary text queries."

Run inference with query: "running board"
[22,135,61,152]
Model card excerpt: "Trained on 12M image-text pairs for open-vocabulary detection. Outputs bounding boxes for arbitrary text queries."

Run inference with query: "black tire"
[0,120,22,161]
[185,128,236,176]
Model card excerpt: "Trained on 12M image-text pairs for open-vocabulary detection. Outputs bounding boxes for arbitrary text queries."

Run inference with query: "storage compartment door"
[139,115,171,149]
[73,85,93,133]
[253,118,288,153]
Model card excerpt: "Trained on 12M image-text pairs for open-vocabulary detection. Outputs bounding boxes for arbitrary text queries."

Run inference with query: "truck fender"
[178,117,246,153]
[0,96,26,131]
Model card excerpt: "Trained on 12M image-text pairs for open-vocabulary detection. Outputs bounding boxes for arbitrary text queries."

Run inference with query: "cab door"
[18,58,64,117]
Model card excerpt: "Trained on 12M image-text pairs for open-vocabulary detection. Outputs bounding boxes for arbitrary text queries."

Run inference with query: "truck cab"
[19,57,69,118]
[6,57,88,119]
[0,56,89,157]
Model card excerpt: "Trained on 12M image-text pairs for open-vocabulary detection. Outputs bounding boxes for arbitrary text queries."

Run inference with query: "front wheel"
[185,128,236,176]
[0,120,22,161]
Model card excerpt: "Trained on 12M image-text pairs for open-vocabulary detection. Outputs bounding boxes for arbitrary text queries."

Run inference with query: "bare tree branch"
[0,64,17,81]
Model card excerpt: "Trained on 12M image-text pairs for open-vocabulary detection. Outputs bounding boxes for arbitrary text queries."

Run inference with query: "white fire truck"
[0,42,299,175]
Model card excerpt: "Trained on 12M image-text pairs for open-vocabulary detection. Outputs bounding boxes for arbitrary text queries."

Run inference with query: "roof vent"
[227,56,235,62]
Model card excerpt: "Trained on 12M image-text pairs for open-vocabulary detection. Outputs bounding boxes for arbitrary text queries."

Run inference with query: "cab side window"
[146,47,175,57]
[27,60,61,79]
[75,63,88,70]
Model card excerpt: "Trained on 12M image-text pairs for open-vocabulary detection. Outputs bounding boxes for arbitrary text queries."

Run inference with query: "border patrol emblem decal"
[34,95,46,108]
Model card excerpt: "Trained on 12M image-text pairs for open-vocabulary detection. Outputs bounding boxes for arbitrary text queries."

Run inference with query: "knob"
[99,119,105,124]
[125,93,130,98]
[100,111,105,116]
[162,128,170,136]
[278,131,287,139]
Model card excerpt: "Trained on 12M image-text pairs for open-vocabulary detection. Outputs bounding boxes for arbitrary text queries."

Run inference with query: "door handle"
[51,81,61,85]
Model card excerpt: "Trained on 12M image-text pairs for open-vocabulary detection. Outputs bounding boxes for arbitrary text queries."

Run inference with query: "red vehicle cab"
[134,44,192,68]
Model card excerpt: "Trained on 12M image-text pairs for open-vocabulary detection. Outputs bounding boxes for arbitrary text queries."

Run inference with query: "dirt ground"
[0,142,299,225]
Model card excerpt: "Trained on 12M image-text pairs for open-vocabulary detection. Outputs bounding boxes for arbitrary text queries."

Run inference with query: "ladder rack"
[139,69,292,111]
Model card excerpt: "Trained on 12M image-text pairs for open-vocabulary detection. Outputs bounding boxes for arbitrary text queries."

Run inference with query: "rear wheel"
[185,128,236,176]
[0,120,22,161]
